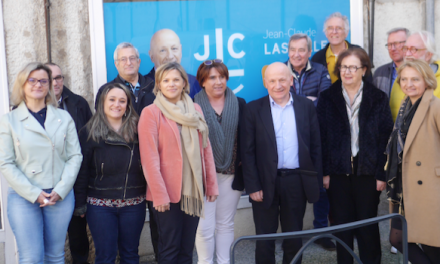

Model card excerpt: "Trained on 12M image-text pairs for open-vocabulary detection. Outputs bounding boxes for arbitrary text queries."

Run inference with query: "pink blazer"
[138,103,218,207]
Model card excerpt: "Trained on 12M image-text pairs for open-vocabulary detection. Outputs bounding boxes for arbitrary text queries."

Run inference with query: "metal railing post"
[230,213,408,264]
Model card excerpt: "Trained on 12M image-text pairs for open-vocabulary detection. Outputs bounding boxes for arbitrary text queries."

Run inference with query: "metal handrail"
[230,213,408,264]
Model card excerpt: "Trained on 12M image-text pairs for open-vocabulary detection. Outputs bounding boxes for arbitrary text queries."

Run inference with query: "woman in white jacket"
[0,62,82,263]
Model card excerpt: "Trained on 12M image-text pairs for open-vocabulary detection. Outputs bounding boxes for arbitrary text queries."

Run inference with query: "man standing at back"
[94,42,158,261]
[373,28,409,98]
[388,31,440,120]
[312,12,360,83]
[95,42,155,113]
[46,62,92,264]
[243,62,322,264]
[147,29,202,98]
[285,33,334,251]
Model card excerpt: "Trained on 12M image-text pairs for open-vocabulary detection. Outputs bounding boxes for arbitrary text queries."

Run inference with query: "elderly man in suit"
[242,62,322,264]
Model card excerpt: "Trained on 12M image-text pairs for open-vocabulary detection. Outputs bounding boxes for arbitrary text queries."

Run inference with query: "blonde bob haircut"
[11,62,57,107]
[153,62,190,96]
[397,59,437,91]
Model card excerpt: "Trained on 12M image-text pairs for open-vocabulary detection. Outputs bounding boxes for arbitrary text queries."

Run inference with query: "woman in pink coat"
[138,62,218,264]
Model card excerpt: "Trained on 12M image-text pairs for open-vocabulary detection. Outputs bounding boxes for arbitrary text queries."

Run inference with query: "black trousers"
[147,201,159,260]
[252,171,307,264]
[67,215,89,264]
[153,202,199,264]
[327,173,382,264]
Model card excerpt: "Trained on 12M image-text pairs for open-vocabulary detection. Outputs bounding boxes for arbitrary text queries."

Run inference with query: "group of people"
[0,11,439,264]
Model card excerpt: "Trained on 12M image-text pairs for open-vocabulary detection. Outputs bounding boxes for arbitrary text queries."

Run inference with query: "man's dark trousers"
[252,171,307,264]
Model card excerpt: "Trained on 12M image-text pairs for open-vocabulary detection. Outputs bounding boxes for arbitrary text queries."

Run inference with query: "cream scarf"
[154,91,209,217]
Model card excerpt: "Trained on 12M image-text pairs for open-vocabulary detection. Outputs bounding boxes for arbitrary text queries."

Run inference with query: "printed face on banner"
[104,0,350,102]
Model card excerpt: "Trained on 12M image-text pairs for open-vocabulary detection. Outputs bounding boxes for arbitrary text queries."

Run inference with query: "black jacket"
[242,94,322,208]
[311,42,361,68]
[230,97,246,191]
[95,73,155,115]
[74,128,146,213]
[311,42,374,83]
[59,87,92,132]
[316,80,393,181]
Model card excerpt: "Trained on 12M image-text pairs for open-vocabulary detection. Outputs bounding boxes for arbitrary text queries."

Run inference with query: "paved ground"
[141,192,405,264]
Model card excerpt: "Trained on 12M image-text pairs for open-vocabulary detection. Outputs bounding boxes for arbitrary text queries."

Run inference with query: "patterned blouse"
[87,195,146,208]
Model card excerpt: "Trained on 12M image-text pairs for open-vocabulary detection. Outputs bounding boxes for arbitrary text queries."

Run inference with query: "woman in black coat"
[74,83,146,264]
[317,47,393,264]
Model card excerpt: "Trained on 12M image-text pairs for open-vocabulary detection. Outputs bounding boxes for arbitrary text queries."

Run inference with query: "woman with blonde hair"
[0,62,82,263]
[386,59,440,263]
[74,83,146,264]
[138,62,218,264]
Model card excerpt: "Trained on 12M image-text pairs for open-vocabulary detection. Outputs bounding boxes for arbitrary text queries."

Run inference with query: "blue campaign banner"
[103,0,350,102]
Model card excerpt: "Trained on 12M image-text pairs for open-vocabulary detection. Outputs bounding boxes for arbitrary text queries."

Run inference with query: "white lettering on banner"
[263,28,317,39]
[194,28,245,92]
[228,33,245,59]
[272,43,280,54]
[265,41,324,55]
[194,35,210,61]
[281,42,288,53]
[216,28,223,60]
[264,43,271,55]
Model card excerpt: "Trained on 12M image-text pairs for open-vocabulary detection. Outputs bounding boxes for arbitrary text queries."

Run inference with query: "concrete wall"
[2,0,93,107]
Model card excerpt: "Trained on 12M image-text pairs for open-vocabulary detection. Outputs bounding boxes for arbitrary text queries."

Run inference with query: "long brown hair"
[86,83,139,142]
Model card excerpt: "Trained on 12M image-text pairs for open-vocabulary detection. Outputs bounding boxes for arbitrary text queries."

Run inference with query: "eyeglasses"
[402,46,427,54]
[325,26,345,33]
[385,41,406,50]
[117,56,139,64]
[53,75,64,83]
[203,59,223,65]
[27,78,49,87]
[339,65,363,73]
[289,48,308,55]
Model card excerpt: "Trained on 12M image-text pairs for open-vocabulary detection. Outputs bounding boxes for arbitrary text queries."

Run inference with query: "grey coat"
[373,62,394,97]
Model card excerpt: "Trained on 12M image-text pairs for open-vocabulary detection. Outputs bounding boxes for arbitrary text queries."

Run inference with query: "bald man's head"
[264,62,293,105]
[149,29,182,69]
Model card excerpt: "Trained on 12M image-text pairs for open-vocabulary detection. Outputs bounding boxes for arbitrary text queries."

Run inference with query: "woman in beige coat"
[386,59,440,263]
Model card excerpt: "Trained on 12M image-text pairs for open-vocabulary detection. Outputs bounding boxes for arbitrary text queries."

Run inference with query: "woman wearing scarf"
[386,59,440,263]
[138,62,218,264]
[193,59,246,264]
[317,47,393,264]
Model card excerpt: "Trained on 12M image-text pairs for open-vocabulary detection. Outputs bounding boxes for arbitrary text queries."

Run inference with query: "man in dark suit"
[46,63,92,264]
[242,62,322,264]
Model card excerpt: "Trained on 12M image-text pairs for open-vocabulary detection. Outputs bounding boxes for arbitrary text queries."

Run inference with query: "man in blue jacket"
[285,33,334,251]
[285,33,331,106]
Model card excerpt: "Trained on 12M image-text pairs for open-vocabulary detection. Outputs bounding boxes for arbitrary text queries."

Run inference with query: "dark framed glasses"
[203,59,223,65]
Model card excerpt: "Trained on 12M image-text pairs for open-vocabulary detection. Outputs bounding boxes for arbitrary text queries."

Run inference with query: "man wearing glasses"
[312,12,361,83]
[147,29,202,98]
[45,62,92,264]
[285,33,331,106]
[94,42,155,114]
[388,31,440,120]
[284,33,334,251]
[373,28,409,99]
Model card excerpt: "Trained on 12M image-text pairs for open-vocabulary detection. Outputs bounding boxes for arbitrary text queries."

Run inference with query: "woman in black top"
[74,83,146,264]
[317,48,393,264]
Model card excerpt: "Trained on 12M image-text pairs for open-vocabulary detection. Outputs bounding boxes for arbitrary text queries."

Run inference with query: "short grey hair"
[113,42,140,61]
[289,33,312,51]
[323,12,350,33]
[413,30,439,62]
[386,27,410,37]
